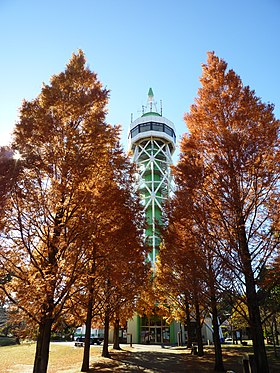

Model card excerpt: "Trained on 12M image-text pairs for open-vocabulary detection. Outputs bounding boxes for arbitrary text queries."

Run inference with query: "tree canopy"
[161,51,280,373]
[0,50,147,373]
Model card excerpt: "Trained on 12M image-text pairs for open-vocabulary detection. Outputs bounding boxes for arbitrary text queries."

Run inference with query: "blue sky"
[1,0,280,161]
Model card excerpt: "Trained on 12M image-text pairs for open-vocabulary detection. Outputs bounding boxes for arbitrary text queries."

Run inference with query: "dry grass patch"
[0,343,35,372]
[0,342,103,373]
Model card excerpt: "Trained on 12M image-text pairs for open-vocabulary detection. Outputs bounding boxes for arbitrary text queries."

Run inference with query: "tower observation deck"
[128,89,176,265]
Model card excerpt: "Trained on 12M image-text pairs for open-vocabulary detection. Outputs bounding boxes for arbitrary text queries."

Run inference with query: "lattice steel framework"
[128,89,176,265]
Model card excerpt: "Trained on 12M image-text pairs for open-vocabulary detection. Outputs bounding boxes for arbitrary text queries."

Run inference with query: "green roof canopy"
[142,111,161,117]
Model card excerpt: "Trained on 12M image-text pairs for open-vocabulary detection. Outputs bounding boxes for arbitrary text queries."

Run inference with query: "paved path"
[88,345,243,372]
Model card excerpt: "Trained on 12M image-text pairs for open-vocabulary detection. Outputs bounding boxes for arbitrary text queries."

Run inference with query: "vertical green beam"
[170,321,176,344]
[136,315,141,343]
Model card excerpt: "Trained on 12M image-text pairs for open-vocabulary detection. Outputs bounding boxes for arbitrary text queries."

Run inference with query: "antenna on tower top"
[147,88,158,113]
[160,100,162,116]
[148,88,154,112]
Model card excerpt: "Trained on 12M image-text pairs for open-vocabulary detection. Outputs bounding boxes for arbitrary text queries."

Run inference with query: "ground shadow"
[88,348,244,372]
[87,346,280,373]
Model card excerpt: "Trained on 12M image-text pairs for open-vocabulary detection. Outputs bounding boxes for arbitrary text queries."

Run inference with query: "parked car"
[224,337,233,344]
[76,337,102,345]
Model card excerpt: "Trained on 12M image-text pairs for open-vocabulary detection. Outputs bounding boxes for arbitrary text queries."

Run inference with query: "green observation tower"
[128,89,176,265]
[127,89,176,344]
[128,88,176,266]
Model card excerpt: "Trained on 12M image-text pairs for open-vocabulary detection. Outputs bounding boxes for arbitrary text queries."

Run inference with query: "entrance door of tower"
[149,327,162,344]
[140,315,170,344]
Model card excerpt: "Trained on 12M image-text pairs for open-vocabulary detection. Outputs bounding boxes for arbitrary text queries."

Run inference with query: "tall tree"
[0,50,116,373]
[157,216,206,357]
[176,51,280,373]
[80,166,147,369]
[158,170,226,370]
[99,184,148,358]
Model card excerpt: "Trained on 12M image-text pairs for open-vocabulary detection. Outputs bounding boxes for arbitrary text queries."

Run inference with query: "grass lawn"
[0,342,279,372]
[0,342,102,373]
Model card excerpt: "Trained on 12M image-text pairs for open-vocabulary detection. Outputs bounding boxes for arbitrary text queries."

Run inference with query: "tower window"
[164,126,173,137]
[139,123,151,132]
[131,127,139,137]
[130,122,176,142]
[151,123,163,132]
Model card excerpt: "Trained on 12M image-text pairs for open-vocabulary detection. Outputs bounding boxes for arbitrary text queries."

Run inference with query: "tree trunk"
[113,317,121,350]
[185,301,193,348]
[33,318,53,373]
[239,329,243,344]
[81,290,93,372]
[233,330,238,345]
[194,300,204,356]
[208,258,224,371]
[102,311,110,358]
[272,316,278,358]
[33,204,61,373]
[274,316,279,346]
[211,297,224,371]
[238,219,269,373]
